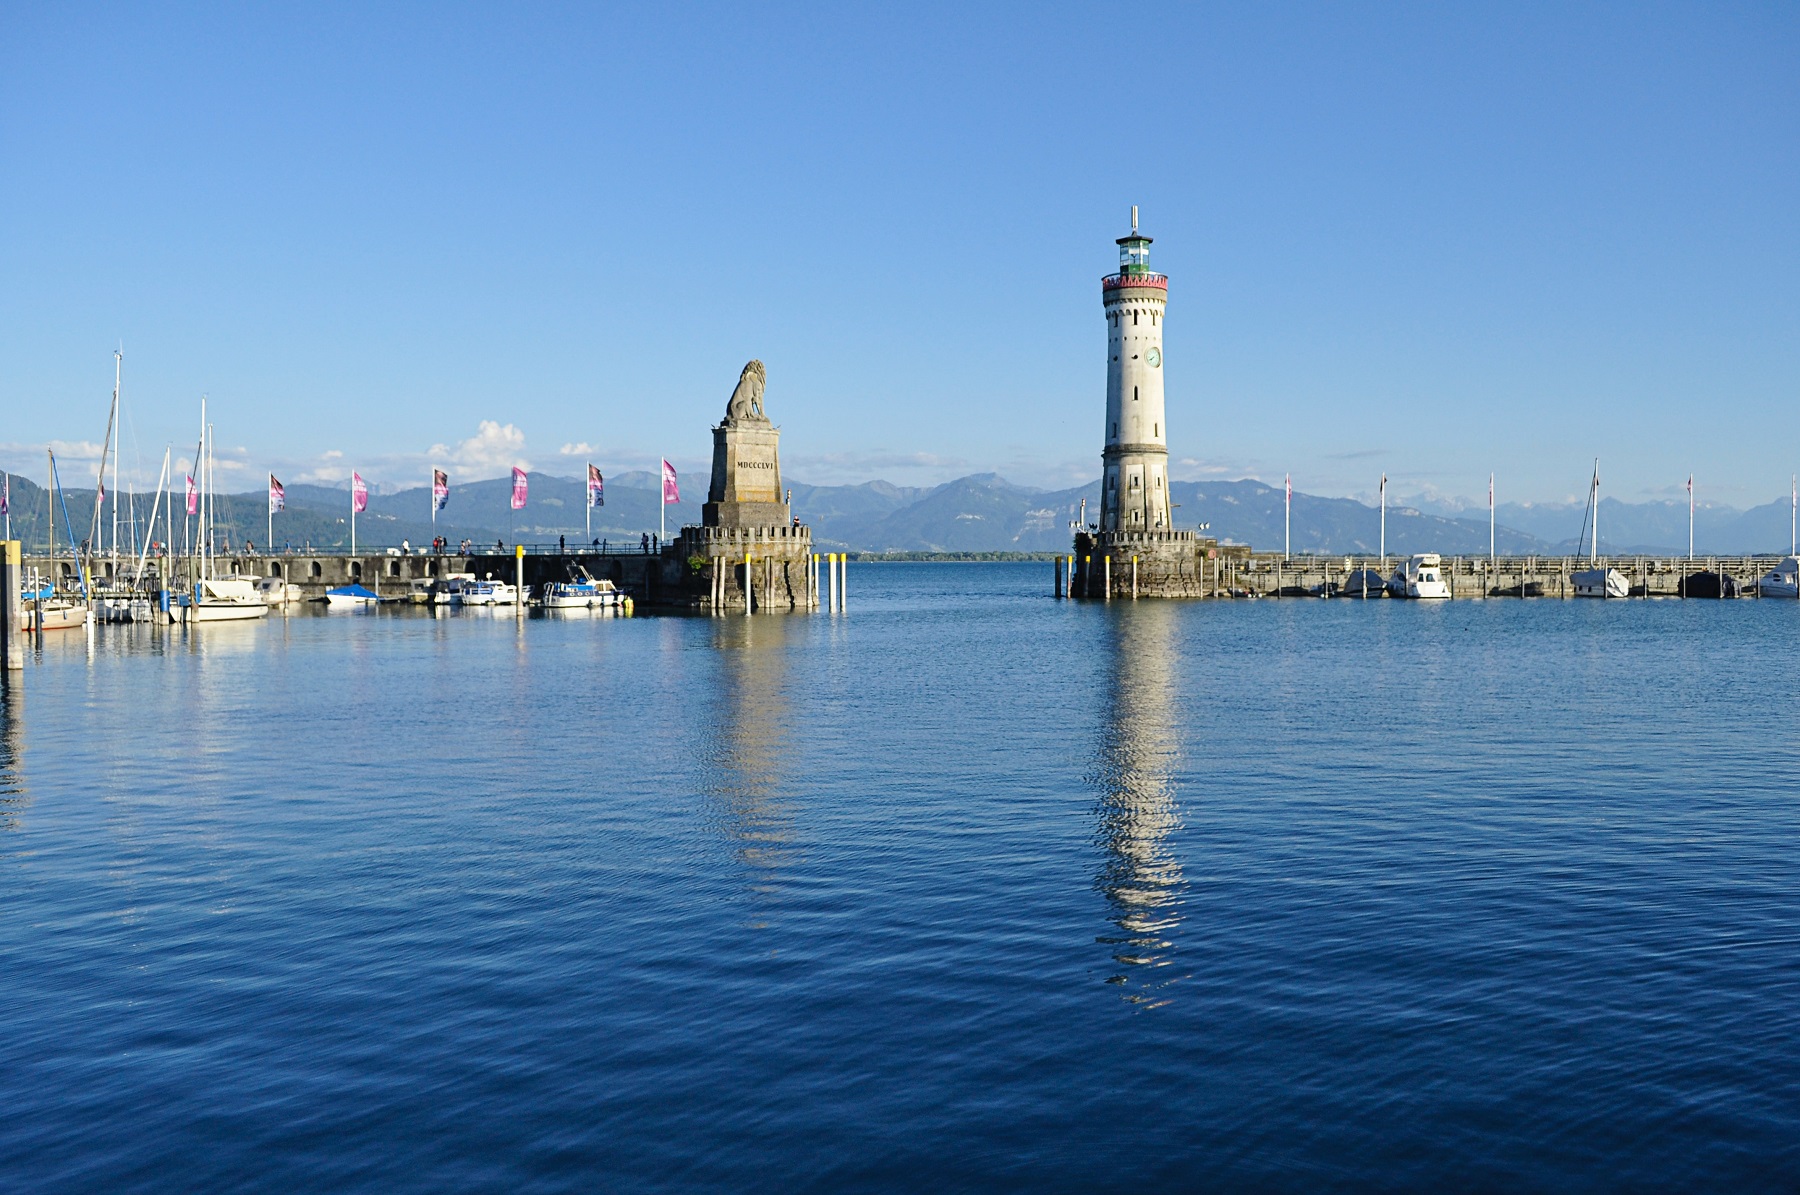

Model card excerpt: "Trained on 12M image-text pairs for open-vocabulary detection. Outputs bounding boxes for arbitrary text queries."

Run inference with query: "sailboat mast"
[1591,459,1600,565]
[199,397,208,584]
[111,349,122,562]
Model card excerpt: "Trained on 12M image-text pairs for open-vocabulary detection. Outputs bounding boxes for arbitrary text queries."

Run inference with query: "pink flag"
[0,473,7,517]
[661,459,679,504]
[432,469,449,513]
[588,463,604,508]
[352,472,369,514]
[511,467,528,510]
[186,474,198,515]
[269,474,285,513]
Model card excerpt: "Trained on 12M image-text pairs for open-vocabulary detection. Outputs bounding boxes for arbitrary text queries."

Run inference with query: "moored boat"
[324,583,379,609]
[1678,571,1742,599]
[1572,567,1629,599]
[433,573,475,605]
[20,596,89,632]
[1388,553,1450,599]
[178,575,271,623]
[1757,557,1800,599]
[461,578,520,606]
[1571,460,1627,598]
[257,577,303,606]
[1342,567,1389,598]
[541,576,622,609]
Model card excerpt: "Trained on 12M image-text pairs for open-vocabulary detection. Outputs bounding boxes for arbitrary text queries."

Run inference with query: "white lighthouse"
[1075,208,1206,599]
[1100,207,1171,533]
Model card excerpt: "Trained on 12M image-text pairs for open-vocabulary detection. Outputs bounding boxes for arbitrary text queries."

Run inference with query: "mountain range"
[2,472,1793,557]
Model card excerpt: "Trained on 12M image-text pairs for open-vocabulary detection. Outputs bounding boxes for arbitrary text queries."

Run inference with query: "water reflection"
[1090,603,1187,1004]
[700,616,799,908]
[0,674,26,831]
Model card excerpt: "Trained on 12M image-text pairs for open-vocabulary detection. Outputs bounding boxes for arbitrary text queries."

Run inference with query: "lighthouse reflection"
[700,615,798,907]
[1090,603,1188,1004]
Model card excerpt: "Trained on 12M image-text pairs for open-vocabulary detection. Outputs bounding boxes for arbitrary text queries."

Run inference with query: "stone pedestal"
[703,420,788,529]
[675,359,818,611]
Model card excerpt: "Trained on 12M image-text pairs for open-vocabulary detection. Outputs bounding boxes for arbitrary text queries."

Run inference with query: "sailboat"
[1571,460,1628,599]
[22,450,91,632]
[173,398,268,624]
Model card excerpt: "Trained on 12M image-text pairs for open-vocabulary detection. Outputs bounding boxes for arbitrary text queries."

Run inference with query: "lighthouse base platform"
[1072,530,1249,599]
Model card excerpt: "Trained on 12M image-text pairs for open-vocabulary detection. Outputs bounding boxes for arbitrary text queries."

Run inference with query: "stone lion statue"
[725,360,767,422]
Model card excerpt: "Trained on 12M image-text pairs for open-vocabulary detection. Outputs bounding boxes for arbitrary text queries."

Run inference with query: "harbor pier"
[1066,552,1800,600]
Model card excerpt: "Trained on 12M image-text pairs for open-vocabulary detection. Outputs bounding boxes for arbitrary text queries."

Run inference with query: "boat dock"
[18,545,686,604]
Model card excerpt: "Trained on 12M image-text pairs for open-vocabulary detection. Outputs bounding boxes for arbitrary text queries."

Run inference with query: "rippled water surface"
[4,563,1800,1190]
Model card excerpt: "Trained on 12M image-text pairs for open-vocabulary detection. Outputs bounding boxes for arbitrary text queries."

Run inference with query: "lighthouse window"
[1154,423,1158,436]
[1133,386,1138,401]
[1133,311,1139,326]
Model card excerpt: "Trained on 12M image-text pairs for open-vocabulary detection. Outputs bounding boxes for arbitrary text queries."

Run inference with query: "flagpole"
[586,462,592,542]
[660,457,666,546]
[1488,472,1495,566]
[1688,474,1694,562]
[351,474,357,557]
[1284,473,1290,561]
[267,473,273,553]
[1379,474,1386,570]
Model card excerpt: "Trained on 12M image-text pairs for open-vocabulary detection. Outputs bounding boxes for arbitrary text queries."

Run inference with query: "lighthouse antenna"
[1131,205,1138,234]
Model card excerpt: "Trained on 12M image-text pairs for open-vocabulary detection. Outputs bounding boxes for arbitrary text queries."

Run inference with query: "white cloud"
[427,420,530,477]
[559,442,595,456]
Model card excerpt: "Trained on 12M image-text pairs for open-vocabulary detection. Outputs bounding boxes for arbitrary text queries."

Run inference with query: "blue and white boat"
[323,583,379,609]
[542,578,621,609]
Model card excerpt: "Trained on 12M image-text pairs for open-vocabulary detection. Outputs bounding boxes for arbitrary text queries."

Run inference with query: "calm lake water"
[4,562,1799,1190]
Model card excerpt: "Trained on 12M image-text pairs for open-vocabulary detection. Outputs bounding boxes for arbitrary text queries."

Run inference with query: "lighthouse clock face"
[1146,347,1162,368]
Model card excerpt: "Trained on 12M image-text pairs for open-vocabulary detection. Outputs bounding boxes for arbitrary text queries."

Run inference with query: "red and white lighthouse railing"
[1102,272,1168,291]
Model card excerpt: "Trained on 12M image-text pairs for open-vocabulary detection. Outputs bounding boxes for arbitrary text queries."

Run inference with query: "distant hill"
[5,469,1793,556]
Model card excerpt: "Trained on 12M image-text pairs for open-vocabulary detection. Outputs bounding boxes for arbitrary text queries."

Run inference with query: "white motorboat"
[461,578,520,606]
[541,577,623,609]
[1571,459,1628,598]
[257,577,304,606]
[177,575,271,623]
[1757,556,1800,599]
[323,583,378,609]
[1388,553,1450,599]
[434,573,475,605]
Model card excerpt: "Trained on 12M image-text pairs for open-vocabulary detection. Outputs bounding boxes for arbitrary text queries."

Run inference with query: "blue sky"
[2,3,1795,508]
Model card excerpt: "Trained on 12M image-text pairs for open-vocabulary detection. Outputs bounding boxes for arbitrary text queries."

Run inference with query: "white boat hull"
[1572,567,1630,599]
[179,601,270,623]
[20,602,89,632]
[1757,559,1799,598]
